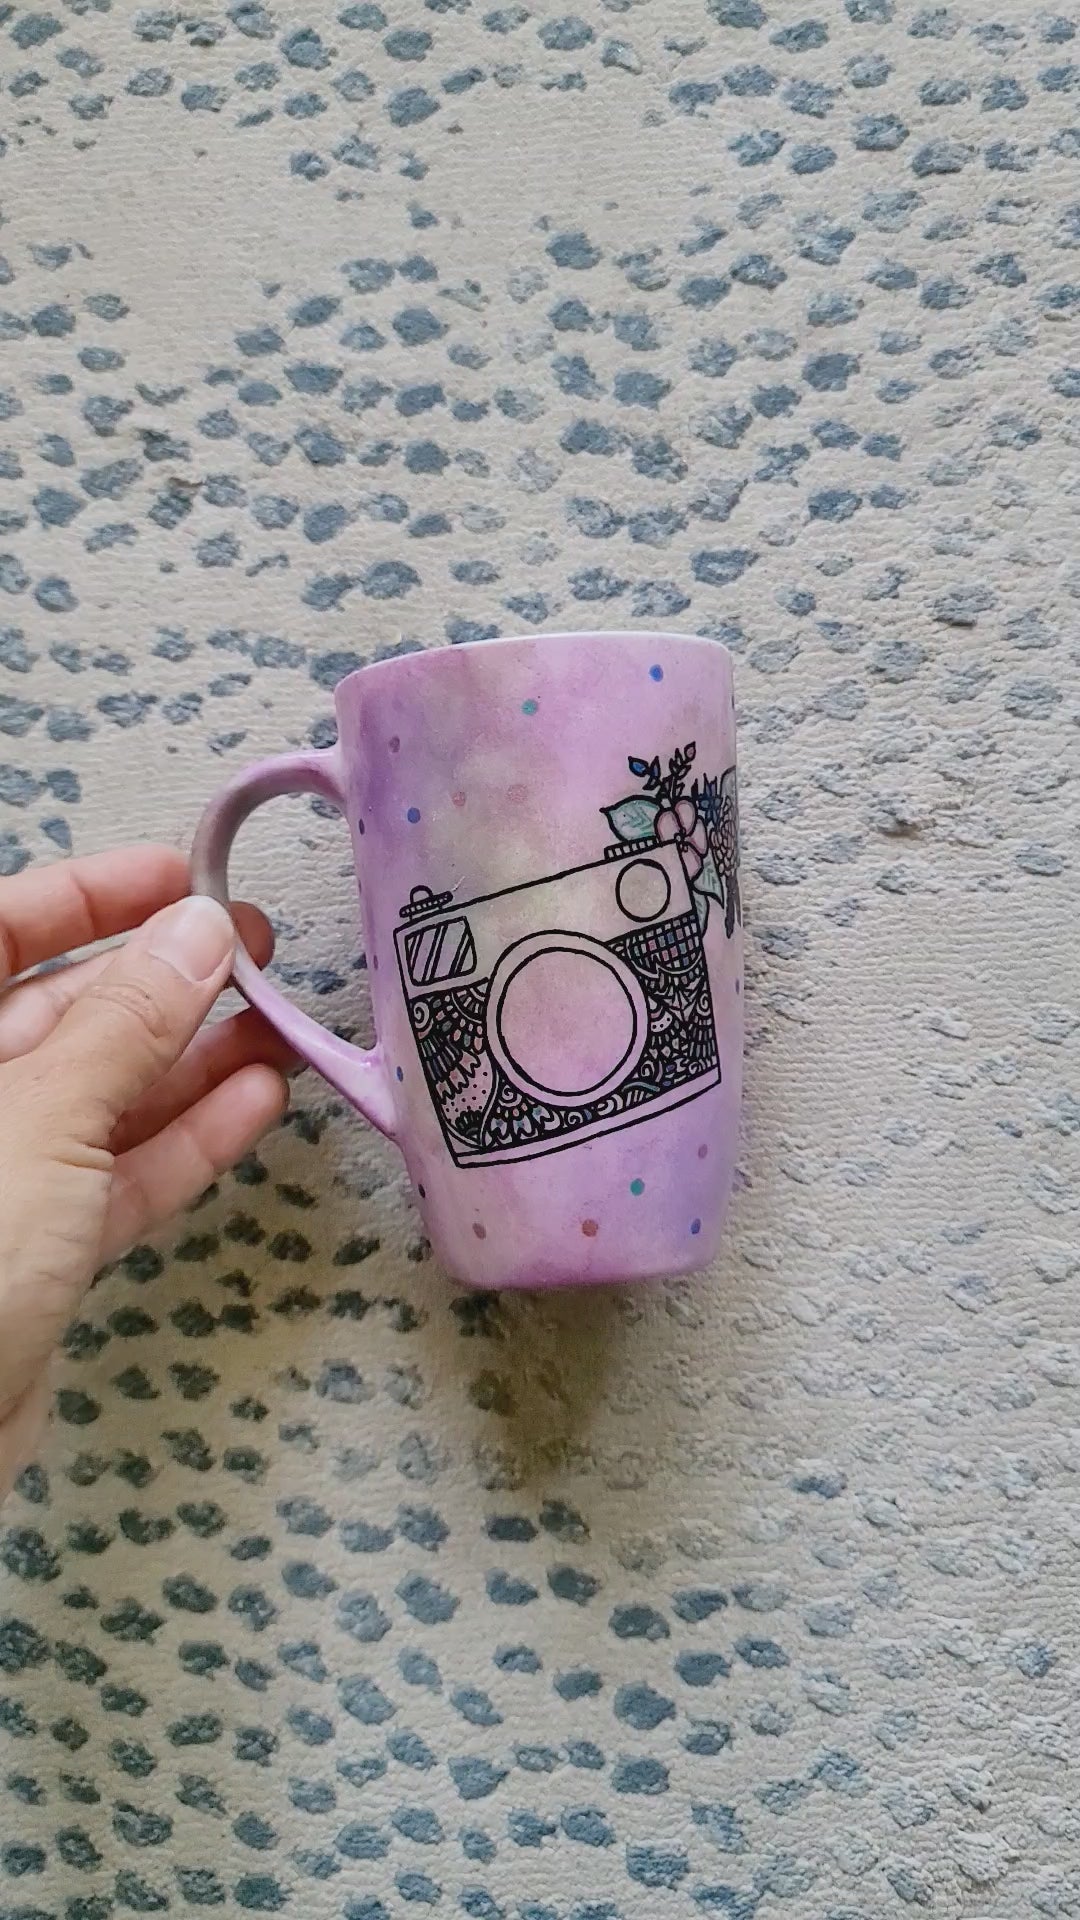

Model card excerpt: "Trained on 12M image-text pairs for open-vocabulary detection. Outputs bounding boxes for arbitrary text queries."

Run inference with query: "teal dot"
[522,697,538,715]
[630,1178,644,1196]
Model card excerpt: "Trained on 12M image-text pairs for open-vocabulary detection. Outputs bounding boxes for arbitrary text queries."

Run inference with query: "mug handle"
[191,750,398,1138]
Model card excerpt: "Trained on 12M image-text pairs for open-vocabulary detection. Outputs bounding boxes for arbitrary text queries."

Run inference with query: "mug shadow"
[434,1276,641,1493]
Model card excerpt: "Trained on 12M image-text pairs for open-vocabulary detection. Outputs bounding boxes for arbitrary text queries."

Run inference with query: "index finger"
[0,844,190,985]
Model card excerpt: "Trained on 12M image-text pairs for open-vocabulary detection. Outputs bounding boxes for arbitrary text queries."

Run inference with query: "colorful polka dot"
[507,782,527,805]
[690,1218,702,1236]
[735,978,741,995]
[697,1143,708,1160]
[396,1066,404,1083]
[389,735,400,753]
[407,806,421,824]
[630,1178,644,1196]
[582,1219,599,1238]
[417,1183,426,1200]
[522,697,538,715]
[649,664,664,682]
[357,817,365,836]
[472,1222,486,1240]
[452,790,467,809]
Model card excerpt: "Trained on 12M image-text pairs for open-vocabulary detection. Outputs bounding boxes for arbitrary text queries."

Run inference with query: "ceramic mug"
[192,631,742,1289]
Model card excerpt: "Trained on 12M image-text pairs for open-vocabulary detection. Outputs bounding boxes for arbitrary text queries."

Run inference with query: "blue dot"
[649,664,664,682]
[396,1066,404,1082]
[407,806,421,824]
[690,1218,702,1236]
[522,697,538,715]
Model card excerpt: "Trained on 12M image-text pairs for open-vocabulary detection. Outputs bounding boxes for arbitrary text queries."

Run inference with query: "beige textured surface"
[1,1,1079,1914]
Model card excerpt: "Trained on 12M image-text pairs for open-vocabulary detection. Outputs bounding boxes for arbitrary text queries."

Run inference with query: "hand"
[0,846,291,1500]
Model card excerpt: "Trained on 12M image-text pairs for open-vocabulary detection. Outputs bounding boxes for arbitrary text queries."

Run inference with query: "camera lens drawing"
[487,934,647,1108]
[395,834,721,1169]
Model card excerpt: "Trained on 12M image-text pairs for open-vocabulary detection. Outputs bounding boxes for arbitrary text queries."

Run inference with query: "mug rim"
[338,628,734,696]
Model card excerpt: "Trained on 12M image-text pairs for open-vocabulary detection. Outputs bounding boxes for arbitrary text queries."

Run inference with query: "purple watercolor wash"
[191,631,742,1290]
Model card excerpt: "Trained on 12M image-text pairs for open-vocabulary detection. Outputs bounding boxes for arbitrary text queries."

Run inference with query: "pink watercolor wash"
[192,631,741,1290]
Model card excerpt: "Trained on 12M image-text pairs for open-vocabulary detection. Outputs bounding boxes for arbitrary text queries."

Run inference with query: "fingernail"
[144,895,235,984]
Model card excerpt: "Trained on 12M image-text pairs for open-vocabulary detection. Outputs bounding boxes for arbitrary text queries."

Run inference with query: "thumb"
[40,894,236,1140]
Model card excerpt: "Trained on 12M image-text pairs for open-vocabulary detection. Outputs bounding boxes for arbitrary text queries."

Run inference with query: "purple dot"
[396,1066,404,1083]
[697,1144,708,1160]
[649,664,664,682]
[690,1218,702,1236]
[473,1222,486,1240]
[735,979,741,995]
[417,1183,426,1200]
[357,817,365,836]
[407,806,421,824]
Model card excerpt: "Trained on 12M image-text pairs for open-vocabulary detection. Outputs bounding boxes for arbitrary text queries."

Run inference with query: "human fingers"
[0,844,189,987]
[0,900,274,1062]
[35,895,236,1143]
[102,1063,288,1262]
[108,1006,297,1156]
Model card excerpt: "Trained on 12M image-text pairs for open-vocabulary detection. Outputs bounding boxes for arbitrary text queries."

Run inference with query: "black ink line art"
[394,836,720,1168]
[609,744,741,939]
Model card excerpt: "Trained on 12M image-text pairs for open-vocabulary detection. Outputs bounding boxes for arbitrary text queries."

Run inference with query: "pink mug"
[192,631,742,1289]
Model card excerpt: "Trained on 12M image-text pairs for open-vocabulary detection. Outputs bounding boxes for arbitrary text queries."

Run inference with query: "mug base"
[438,1238,718,1293]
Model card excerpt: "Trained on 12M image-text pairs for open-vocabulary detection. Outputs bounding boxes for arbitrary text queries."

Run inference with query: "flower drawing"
[655,796,707,881]
[603,741,741,938]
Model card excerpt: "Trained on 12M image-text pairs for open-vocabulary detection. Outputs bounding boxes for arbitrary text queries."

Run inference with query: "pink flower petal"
[675,797,698,836]
[688,822,708,857]
[683,847,704,881]
[655,808,679,844]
